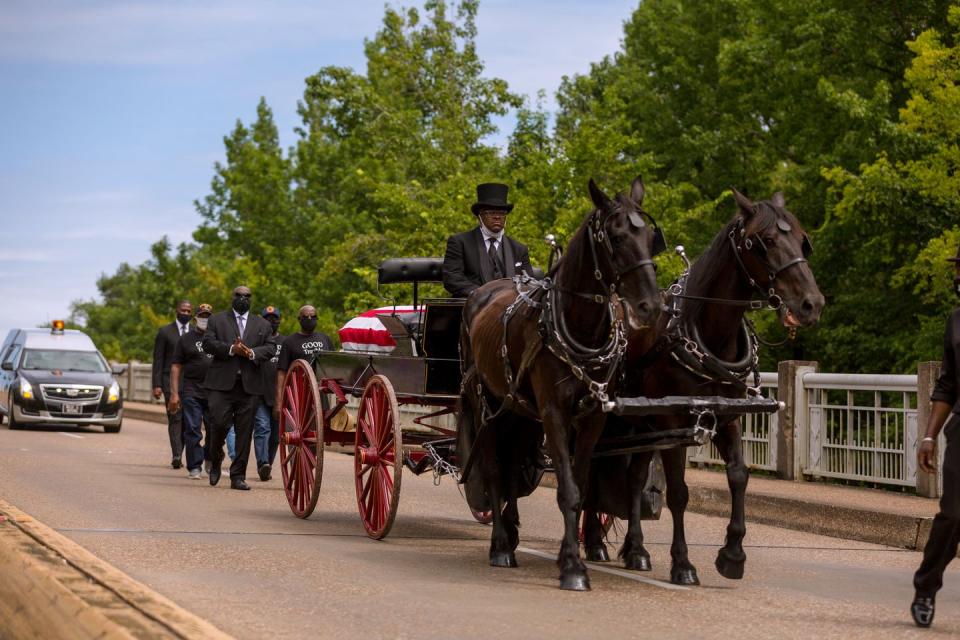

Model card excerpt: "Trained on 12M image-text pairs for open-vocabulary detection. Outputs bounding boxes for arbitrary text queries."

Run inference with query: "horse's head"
[731,189,825,327]
[587,176,664,330]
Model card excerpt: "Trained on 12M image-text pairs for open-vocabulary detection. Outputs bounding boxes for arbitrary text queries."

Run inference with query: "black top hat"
[471,183,514,215]
[948,246,960,263]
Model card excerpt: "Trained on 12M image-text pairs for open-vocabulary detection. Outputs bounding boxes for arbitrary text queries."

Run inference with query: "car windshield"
[21,349,108,373]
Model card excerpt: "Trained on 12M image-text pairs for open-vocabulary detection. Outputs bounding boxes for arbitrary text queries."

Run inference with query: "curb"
[538,472,936,552]
[0,499,234,640]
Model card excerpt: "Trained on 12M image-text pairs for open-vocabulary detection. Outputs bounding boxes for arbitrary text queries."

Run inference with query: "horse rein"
[728,218,810,310]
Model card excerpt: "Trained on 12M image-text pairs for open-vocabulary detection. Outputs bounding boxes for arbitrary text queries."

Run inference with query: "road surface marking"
[58,432,84,439]
[516,546,690,590]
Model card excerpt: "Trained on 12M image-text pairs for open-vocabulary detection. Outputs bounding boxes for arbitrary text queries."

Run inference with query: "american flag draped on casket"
[338,306,423,354]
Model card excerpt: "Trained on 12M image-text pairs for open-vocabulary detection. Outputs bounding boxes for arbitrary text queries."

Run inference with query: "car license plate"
[62,403,82,415]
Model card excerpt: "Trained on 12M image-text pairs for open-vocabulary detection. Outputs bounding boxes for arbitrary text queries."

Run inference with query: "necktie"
[237,314,245,338]
[179,324,185,336]
[488,238,502,278]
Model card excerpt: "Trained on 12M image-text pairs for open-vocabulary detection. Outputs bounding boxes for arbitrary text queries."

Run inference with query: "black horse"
[583,189,824,584]
[457,177,663,590]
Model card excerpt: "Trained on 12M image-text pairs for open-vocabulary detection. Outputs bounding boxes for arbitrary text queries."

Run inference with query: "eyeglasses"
[234,293,252,299]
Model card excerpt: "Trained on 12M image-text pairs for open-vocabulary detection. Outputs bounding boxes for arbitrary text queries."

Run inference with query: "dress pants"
[207,379,259,481]
[915,414,960,596]
[162,390,184,462]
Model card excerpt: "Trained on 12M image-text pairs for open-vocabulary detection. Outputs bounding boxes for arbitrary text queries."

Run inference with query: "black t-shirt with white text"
[171,329,213,398]
[278,332,333,372]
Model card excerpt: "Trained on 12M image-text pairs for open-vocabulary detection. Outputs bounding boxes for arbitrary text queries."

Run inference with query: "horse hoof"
[559,573,591,591]
[585,545,610,563]
[670,568,700,586]
[623,553,652,572]
[715,551,745,580]
[490,551,518,568]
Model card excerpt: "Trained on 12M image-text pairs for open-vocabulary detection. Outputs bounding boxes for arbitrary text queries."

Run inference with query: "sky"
[0,0,639,340]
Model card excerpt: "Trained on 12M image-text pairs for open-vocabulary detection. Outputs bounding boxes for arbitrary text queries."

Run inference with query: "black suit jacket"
[201,311,277,394]
[933,308,960,414]
[442,227,533,297]
[152,322,183,393]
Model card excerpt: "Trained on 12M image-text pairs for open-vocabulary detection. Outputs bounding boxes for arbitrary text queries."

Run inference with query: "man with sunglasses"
[274,305,333,419]
[201,286,277,491]
[442,182,533,298]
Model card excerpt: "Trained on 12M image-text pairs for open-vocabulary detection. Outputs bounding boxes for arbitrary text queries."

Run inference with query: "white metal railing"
[118,358,944,495]
[688,372,778,471]
[802,373,919,487]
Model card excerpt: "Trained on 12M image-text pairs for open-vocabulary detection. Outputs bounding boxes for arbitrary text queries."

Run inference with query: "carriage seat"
[378,257,444,285]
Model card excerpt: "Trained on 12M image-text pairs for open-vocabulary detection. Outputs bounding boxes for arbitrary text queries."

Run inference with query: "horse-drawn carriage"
[275,176,822,591]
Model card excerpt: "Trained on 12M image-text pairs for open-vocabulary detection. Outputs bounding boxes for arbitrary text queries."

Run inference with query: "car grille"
[40,384,103,403]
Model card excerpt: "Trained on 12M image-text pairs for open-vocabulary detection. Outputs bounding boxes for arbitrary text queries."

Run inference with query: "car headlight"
[19,379,33,400]
[108,380,120,403]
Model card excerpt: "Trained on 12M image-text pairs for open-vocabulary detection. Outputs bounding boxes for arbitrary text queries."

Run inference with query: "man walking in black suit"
[912,246,960,627]
[202,286,277,490]
[152,299,192,469]
[442,182,533,298]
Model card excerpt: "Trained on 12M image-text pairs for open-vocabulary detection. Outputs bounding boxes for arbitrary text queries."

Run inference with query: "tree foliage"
[73,1,959,375]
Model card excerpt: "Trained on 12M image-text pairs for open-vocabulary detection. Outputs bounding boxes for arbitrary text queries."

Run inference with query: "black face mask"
[232,297,251,314]
[176,313,192,325]
[299,317,318,333]
[954,276,960,299]
[268,318,281,333]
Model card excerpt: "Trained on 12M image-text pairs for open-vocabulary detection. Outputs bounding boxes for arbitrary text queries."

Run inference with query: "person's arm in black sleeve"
[251,331,276,364]
[517,243,533,278]
[442,235,475,298]
[202,317,233,360]
[920,312,959,473]
[932,312,957,406]
[151,328,164,389]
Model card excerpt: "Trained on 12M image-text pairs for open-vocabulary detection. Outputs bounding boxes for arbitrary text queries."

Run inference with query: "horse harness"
[639,215,813,400]
[466,205,659,427]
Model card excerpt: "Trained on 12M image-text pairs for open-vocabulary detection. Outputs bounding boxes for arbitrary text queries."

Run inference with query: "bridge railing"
[688,372,779,471]
[116,357,945,497]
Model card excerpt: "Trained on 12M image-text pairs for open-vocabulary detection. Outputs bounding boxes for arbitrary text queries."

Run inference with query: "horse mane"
[546,190,637,279]
[682,200,782,323]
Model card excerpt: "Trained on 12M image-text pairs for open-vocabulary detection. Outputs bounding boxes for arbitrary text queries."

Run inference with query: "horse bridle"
[584,205,666,300]
[728,217,812,310]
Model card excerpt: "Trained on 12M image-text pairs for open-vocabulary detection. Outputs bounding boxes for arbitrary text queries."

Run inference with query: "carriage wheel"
[279,359,324,519]
[471,509,493,525]
[355,375,402,539]
[579,511,616,545]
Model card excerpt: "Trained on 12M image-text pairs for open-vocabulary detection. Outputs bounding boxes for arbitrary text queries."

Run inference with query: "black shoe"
[231,479,250,491]
[258,463,271,481]
[911,595,935,627]
[209,467,221,486]
[171,459,182,470]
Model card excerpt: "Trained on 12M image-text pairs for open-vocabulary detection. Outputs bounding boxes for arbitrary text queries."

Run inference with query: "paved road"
[1,417,958,639]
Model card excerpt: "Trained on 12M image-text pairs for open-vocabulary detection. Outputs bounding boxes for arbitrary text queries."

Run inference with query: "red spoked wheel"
[355,374,402,540]
[471,509,493,525]
[579,511,616,545]
[279,359,324,519]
